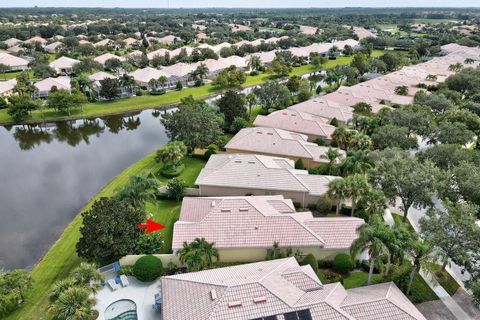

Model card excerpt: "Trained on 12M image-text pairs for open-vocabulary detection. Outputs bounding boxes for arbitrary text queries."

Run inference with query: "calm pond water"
[0,109,169,269]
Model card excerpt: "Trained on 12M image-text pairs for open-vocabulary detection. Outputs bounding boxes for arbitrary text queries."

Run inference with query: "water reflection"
[0,110,169,269]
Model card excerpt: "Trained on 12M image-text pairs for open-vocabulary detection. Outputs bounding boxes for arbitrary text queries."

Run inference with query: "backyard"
[5,151,206,320]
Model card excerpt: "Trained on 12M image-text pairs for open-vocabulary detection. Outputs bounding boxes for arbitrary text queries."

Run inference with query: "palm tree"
[448,63,463,72]
[191,63,209,81]
[348,131,372,150]
[426,74,437,81]
[331,127,349,149]
[119,74,136,96]
[177,238,219,271]
[71,262,103,290]
[148,78,158,89]
[361,189,387,221]
[156,141,188,169]
[248,55,263,72]
[0,63,9,80]
[71,75,93,96]
[344,173,371,216]
[327,178,348,215]
[464,58,475,64]
[406,240,434,296]
[246,92,257,117]
[114,175,158,210]
[350,216,391,285]
[48,287,96,320]
[321,147,342,175]
[341,150,372,175]
[49,278,76,302]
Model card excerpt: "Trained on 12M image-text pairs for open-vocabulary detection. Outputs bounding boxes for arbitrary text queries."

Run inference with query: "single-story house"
[24,36,47,45]
[0,79,17,97]
[3,38,22,48]
[93,53,125,66]
[289,98,354,124]
[195,154,339,207]
[196,32,209,41]
[172,195,363,261]
[6,45,24,55]
[44,41,63,53]
[34,76,71,98]
[78,39,92,46]
[299,25,319,35]
[228,23,251,32]
[157,35,180,45]
[128,67,172,88]
[88,71,133,98]
[253,108,336,142]
[160,258,427,320]
[123,37,140,48]
[225,127,345,168]
[93,38,115,47]
[160,62,197,84]
[49,56,80,75]
[146,48,171,60]
[0,52,30,71]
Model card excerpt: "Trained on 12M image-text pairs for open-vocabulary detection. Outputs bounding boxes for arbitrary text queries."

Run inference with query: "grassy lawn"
[1,70,35,80]
[0,50,385,125]
[157,156,206,187]
[6,152,205,320]
[342,271,383,289]
[430,263,460,296]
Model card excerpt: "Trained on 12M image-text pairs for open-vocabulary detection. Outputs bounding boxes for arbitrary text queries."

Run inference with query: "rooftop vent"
[221,209,231,212]
[211,201,216,207]
[248,161,256,164]
[210,289,217,300]
[228,301,242,308]
[253,296,267,303]
[267,133,274,135]
[239,208,249,212]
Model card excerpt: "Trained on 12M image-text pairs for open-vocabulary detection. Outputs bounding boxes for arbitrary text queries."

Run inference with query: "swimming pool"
[104,299,138,320]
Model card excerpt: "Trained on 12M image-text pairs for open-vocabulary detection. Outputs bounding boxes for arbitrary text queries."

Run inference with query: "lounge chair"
[120,274,129,287]
[108,279,119,291]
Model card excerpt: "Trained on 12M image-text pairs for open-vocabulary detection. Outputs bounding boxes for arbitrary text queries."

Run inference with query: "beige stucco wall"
[198,185,310,206]
[225,148,327,169]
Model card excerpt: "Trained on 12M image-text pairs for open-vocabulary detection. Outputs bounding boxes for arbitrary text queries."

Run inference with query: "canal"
[0,109,169,269]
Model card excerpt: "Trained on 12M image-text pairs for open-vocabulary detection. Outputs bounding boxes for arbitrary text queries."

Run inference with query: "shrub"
[333,253,355,274]
[136,90,145,96]
[160,163,185,178]
[230,116,248,133]
[319,270,342,283]
[135,232,164,254]
[119,265,134,276]
[316,195,333,214]
[316,85,322,94]
[330,118,339,127]
[133,255,163,282]
[295,158,305,169]
[315,137,326,146]
[150,89,166,96]
[318,259,334,269]
[250,70,259,76]
[203,144,218,160]
[176,81,183,90]
[301,254,319,273]
[166,178,186,201]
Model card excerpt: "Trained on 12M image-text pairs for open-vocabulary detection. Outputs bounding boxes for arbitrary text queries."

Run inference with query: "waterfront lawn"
[6,151,206,320]
[157,156,206,187]
[0,50,385,125]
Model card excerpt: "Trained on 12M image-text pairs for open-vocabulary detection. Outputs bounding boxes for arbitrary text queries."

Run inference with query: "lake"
[0,109,170,269]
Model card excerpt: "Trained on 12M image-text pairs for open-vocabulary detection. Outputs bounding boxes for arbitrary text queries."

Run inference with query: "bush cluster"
[133,255,164,282]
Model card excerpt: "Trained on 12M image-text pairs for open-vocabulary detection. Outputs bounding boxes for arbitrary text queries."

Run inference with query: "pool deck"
[95,272,161,320]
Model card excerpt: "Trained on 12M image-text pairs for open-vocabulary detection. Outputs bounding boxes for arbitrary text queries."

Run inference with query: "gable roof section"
[128,66,171,83]
[225,127,345,163]
[49,56,79,69]
[289,98,354,123]
[196,154,337,195]
[0,52,29,68]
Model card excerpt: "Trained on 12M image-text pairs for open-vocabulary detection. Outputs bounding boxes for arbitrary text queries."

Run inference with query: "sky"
[1,0,480,8]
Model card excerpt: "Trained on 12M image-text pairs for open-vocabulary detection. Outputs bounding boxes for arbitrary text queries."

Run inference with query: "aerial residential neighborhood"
[0,2,480,320]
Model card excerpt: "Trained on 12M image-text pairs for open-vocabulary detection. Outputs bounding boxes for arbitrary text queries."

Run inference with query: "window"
[284,309,312,320]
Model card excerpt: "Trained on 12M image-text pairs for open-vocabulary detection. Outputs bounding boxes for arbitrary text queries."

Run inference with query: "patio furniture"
[120,274,129,287]
[107,279,119,291]
[113,261,121,273]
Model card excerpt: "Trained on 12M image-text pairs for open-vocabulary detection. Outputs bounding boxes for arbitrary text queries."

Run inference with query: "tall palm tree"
[361,189,387,221]
[192,63,209,81]
[156,141,188,169]
[148,78,158,89]
[344,173,371,216]
[248,55,263,72]
[48,287,96,320]
[331,127,349,150]
[327,178,348,215]
[119,74,136,95]
[71,74,93,96]
[341,150,372,175]
[49,278,76,302]
[406,240,434,296]
[196,238,220,268]
[114,175,158,210]
[350,216,391,285]
[321,147,342,175]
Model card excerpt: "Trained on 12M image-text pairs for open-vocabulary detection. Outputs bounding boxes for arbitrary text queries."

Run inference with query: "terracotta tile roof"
[172,195,363,251]
[225,127,345,163]
[196,154,337,195]
[253,108,335,140]
[161,258,425,320]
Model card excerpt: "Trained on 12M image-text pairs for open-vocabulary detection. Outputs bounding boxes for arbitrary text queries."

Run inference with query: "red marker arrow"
[138,219,165,234]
